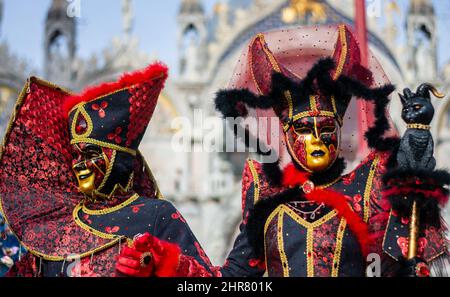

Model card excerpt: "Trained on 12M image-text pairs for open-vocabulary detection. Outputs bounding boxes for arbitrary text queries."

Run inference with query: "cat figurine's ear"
[403,88,414,98]
[400,88,414,105]
[399,93,407,106]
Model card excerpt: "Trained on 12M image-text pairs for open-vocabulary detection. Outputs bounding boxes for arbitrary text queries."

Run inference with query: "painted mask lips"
[311,150,325,157]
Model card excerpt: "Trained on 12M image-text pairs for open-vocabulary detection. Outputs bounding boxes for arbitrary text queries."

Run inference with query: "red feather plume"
[63,62,168,118]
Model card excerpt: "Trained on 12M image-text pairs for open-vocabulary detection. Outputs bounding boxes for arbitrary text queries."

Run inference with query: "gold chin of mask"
[304,134,334,172]
[75,169,96,195]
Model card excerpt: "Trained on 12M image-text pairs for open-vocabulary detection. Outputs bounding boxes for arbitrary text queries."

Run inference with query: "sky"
[0,0,449,78]
[0,0,217,75]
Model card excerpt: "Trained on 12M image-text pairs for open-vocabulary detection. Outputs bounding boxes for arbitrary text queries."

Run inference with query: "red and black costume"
[116,24,449,277]
[0,64,216,277]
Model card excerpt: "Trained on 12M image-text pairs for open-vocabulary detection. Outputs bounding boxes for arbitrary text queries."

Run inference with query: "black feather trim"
[383,168,450,229]
[298,58,336,92]
[262,160,283,186]
[383,168,450,187]
[388,193,442,228]
[215,89,275,118]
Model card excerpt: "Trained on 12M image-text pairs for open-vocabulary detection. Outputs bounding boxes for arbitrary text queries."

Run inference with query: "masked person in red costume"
[0,63,218,277]
[115,24,449,277]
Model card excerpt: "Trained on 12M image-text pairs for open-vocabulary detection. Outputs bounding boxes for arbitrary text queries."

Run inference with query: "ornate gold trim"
[363,154,380,222]
[92,172,134,201]
[257,34,281,73]
[81,193,140,215]
[31,76,74,95]
[318,176,342,189]
[248,36,262,96]
[284,91,294,121]
[382,209,398,261]
[282,205,337,229]
[247,159,260,204]
[333,24,348,80]
[249,33,295,123]
[264,206,282,242]
[309,95,318,112]
[277,209,290,276]
[282,205,338,277]
[142,153,163,199]
[96,150,117,193]
[331,218,347,277]
[331,96,338,115]
[292,110,336,122]
[306,227,314,277]
[73,202,122,240]
[330,96,343,126]
[70,138,137,156]
[406,123,431,130]
[70,105,94,139]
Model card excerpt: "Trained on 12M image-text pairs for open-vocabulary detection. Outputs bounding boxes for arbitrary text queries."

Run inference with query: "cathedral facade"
[0,0,449,264]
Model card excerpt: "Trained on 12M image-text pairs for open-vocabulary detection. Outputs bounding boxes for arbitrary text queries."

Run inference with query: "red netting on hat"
[0,78,160,259]
[227,24,396,167]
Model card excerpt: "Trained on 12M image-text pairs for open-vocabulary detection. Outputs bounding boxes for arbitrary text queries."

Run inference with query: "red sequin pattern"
[126,79,164,147]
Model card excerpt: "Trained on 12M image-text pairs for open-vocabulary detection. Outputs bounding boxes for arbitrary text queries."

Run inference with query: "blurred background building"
[0,0,449,264]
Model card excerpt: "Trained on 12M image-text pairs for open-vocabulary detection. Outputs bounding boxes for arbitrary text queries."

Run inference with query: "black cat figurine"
[396,83,445,170]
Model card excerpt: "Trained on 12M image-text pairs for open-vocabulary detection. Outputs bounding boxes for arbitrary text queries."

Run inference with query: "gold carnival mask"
[285,116,341,172]
[71,143,110,197]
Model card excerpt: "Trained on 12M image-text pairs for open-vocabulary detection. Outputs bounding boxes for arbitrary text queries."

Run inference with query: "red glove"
[116,233,181,277]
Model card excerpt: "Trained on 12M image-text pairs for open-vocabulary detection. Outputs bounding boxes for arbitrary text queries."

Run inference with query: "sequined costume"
[0,65,215,277]
[116,24,449,277]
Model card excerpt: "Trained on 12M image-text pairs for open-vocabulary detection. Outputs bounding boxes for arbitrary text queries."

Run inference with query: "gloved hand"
[397,257,430,277]
[115,232,181,277]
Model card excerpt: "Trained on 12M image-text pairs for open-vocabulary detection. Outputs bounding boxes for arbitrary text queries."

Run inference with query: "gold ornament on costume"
[282,0,327,24]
